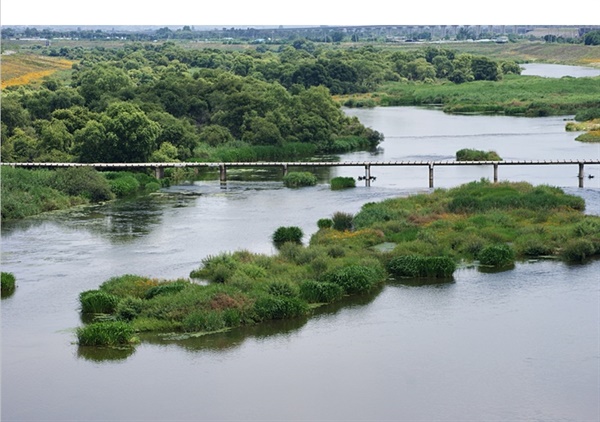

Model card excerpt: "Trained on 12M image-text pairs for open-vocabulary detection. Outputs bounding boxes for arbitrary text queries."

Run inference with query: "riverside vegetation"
[0,166,161,221]
[76,180,600,348]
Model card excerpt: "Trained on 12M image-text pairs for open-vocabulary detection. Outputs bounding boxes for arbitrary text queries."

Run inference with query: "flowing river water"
[2,66,600,421]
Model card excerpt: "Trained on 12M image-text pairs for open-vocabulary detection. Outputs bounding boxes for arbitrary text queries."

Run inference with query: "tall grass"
[282,172,318,188]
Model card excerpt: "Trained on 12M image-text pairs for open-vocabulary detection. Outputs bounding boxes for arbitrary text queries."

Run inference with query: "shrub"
[272,226,303,248]
[79,290,120,314]
[253,295,308,321]
[322,265,382,294]
[145,280,188,299]
[282,172,317,188]
[387,255,456,278]
[560,239,596,262]
[77,321,135,346]
[299,280,344,303]
[330,176,356,190]
[266,281,299,298]
[50,167,114,202]
[108,175,140,197]
[332,211,354,231]
[456,148,502,161]
[1,272,16,297]
[477,244,515,267]
[115,297,146,321]
[183,311,226,332]
[317,218,333,229]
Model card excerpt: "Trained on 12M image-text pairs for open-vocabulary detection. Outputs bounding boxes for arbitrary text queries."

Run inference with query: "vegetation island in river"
[76,180,600,348]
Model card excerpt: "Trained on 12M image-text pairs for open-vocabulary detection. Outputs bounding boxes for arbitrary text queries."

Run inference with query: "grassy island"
[76,180,600,347]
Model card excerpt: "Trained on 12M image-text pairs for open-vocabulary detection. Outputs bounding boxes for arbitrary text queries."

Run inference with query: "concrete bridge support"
[493,163,499,183]
[578,163,584,188]
[364,164,371,187]
[154,167,164,179]
[219,164,227,183]
[428,163,434,188]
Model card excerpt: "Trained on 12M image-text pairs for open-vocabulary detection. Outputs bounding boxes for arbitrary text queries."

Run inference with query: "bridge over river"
[4,159,600,188]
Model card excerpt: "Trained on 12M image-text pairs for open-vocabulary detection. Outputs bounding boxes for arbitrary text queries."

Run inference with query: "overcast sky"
[0,0,595,26]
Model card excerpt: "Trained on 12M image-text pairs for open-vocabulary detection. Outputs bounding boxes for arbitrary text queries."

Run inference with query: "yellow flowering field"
[1,53,74,89]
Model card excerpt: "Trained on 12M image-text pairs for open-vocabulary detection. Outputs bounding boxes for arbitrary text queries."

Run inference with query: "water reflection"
[76,345,136,362]
[129,287,382,358]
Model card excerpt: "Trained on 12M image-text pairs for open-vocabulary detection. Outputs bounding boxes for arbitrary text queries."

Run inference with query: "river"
[2,66,599,422]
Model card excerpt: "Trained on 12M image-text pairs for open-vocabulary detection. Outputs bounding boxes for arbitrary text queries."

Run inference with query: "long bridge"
[3,159,600,188]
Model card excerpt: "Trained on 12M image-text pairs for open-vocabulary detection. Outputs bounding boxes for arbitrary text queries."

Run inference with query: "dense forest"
[1,42,525,163]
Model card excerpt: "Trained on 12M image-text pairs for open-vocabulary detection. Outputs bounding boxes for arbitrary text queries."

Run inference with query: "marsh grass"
[77,321,136,347]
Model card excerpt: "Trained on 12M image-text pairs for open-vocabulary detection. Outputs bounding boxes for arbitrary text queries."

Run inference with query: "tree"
[471,57,501,81]
[584,30,600,45]
[76,64,134,107]
[449,54,474,83]
[76,102,160,163]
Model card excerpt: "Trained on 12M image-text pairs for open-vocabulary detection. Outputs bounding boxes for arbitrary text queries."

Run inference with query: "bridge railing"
[3,159,599,188]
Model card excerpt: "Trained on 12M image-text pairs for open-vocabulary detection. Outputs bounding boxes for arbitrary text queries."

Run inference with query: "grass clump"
[282,171,317,188]
[477,244,516,267]
[272,226,304,248]
[330,176,356,190]
[80,290,120,314]
[77,321,136,347]
[387,255,456,279]
[332,211,354,231]
[1,272,16,297]
[456,148,502,161]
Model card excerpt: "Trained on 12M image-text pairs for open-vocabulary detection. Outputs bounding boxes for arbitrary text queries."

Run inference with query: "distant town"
[3,24,600,44]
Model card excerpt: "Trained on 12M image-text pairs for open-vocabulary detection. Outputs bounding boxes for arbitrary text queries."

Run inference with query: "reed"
[77,321,136,347]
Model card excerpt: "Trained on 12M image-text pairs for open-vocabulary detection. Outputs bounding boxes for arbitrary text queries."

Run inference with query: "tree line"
[1,43,521,163]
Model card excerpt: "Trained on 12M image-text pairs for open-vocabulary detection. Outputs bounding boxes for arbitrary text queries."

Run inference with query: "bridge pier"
[578,163,584,188]
[282,164,288,177]
[428,163,434,188]
[493,163,498,183]
[154,167,164,179]
[364,165,371,187]
[219,164,227,183]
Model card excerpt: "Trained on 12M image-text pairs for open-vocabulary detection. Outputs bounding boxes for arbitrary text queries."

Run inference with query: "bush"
[183,311,226,332]
[116,297,145,321]
[145,280,188,299]
[387,255,456,278]
[282,172,317,188]
[322,265,382,294]
[108,175,140,197]
[266,281,299,298]
[299,280,344,303]
[1,272,16,297]
[77,321,135,346]
[477,244,515,267]
[50,167,114,202]
[456,148,502,161]
[272,226,303,248]
[332,211,354,231]
[79,290,120,314]
[560,239,596,262]
[330,176,356,190]
[253,295,308,321]
[317,218,333,229]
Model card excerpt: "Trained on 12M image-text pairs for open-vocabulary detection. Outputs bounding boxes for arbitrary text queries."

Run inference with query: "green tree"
[471,57,501,81]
